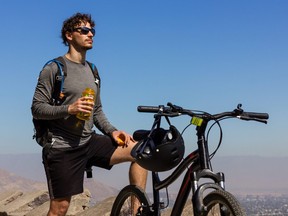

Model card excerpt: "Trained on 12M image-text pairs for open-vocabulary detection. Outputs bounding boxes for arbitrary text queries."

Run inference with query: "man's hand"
[112,130,134,147]
[68,96,94,115]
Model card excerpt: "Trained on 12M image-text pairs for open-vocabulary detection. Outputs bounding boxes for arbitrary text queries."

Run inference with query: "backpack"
[33,56,100,146]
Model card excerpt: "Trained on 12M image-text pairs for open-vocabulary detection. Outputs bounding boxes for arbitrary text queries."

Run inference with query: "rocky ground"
[0,168,119,215]
[0,189,195,216]
[0,189,92,216]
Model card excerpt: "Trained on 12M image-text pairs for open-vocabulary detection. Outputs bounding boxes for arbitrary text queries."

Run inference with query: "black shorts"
[42,133,117,199]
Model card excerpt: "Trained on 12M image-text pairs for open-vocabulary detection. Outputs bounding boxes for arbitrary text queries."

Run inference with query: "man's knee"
[110,144,136,165]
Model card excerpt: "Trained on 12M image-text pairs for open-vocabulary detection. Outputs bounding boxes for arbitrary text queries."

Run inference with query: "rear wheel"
[111,185,151,216]
[203,190,246,216]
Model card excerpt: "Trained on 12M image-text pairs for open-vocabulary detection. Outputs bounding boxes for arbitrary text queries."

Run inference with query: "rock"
[0,190,48,216]
[0,191,23,207]
[0,190,90,216]
[66,189,91,216]
[77,196,115,216]
[25,201,49,216]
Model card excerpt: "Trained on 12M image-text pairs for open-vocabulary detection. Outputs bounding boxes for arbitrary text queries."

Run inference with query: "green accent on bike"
[191,117,203,126]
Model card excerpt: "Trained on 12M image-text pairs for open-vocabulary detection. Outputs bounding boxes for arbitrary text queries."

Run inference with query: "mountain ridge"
[0,153,288,195]
[1,154,287,215]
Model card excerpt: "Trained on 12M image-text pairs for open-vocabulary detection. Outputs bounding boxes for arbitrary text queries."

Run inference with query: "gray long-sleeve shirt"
[31,56,117,148]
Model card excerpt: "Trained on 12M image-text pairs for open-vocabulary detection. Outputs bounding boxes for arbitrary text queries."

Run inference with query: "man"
[31,13,147,216]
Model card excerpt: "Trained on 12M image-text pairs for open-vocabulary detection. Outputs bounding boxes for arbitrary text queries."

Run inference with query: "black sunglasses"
[73,26,95,36]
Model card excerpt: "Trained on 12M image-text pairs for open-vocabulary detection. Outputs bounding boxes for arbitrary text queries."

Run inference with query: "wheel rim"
[118,194,146,216]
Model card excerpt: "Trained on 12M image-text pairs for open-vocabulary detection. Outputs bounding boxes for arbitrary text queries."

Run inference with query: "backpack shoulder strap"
[54,56,67,76]
[43,56,66,105]
[86,61,101,88]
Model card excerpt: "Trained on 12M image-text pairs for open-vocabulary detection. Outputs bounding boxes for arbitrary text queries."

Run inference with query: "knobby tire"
[111,185,150,216]
[203,190,246,216]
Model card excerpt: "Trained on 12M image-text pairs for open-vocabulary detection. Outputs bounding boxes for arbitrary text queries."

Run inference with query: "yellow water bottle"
[76,88,95,121]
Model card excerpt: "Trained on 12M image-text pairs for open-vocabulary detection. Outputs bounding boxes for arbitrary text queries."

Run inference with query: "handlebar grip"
[242,112,269,120]
[137,106,161,113]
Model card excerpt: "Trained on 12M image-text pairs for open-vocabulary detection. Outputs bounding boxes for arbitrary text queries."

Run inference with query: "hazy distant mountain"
[84,178,118,204]
[212,156,288,194]
[0,153,46,182]
[0,168,46,192]
[0,153,288,195]
[0,153,131,190]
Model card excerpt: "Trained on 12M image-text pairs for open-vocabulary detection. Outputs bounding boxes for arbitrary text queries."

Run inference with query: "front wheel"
[203,190,246,216]
[111,185,151,216]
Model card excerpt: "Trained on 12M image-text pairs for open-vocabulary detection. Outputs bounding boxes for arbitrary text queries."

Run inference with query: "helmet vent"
[171,147,178,155]
[173,157,180,162]
[167,132,173,140]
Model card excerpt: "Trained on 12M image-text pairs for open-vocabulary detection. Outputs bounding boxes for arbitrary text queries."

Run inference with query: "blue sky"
[0,0,287,157]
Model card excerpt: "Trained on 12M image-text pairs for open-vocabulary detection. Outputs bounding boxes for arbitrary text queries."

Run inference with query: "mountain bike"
[111,102,269,216]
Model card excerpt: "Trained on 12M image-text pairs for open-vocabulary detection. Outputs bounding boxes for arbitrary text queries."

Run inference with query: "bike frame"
[128,103,268,216]
[147,116,226,215]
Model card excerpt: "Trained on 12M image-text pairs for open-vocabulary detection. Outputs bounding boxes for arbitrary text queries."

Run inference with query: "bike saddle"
[133,130,151,141]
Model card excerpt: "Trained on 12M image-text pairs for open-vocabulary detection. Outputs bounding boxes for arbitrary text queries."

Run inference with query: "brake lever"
[252,119,268,124]
[167,102,183,112]
[234,104,244,115]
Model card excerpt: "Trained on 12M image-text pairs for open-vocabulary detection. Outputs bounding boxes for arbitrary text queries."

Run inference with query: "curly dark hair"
[61,12,95,46]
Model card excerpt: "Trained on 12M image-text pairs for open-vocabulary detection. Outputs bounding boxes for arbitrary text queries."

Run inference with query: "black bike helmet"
[131,125,185,172]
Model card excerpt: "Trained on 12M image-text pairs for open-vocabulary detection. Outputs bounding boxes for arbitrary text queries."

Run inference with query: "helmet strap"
[165,116,171,126]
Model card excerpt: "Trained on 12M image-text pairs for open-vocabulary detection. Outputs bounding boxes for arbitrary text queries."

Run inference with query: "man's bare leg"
[129,161,147,189]
[129,162,148,215]
[110,140,148,215]
[110,141,148,190]
[47,197,71,216]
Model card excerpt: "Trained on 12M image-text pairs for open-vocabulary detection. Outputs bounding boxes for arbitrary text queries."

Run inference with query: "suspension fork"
[191,170,226,214]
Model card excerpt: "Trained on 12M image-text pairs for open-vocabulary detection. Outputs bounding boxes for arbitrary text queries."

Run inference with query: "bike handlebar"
[237,112,269,120]
[137,105,162,113]
[137,103,269,124]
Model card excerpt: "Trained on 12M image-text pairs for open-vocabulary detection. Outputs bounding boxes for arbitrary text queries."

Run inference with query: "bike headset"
[131,115,185,172]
